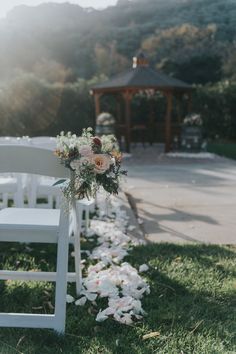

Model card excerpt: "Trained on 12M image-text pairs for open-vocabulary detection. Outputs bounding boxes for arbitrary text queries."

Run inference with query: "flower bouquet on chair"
[54,128,127,203]
[181,113,203,152]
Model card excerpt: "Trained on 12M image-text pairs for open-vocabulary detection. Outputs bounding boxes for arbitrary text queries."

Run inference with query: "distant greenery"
[0,242,235,353]
[0,0,235,139]
[193,82,236,141]
[207,142,236,160]
[0,74,100,136]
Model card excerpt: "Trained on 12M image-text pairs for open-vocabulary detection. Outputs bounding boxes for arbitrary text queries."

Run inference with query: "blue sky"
[0,0,117,18]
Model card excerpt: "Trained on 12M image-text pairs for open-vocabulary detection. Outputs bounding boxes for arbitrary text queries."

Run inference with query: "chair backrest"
[0,137,32,146]
[0,145,69,178]
[31,136,56,143]
[31,137,56,150]
[0,137,18,144]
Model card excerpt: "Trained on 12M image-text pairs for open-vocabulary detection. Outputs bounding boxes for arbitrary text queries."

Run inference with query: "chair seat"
[0,208,61,243]
[0,208,60,230]
[0,177,18,192]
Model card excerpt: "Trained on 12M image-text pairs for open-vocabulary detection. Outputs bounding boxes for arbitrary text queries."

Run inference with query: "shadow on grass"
[128,243,236,343]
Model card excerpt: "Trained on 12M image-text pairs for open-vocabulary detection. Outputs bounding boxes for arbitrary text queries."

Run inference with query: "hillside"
[0,0,236,83]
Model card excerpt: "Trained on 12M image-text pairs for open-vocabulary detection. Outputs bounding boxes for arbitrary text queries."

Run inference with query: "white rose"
[79,145,93,157]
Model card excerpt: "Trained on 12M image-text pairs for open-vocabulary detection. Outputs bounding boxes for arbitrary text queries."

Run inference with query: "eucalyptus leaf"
[53,179,67,186]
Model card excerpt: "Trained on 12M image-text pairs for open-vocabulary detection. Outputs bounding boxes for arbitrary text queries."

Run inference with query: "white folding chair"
[0,138,31,208]
[27,137,58,208]
[0,145,81,333]
[27,174,61,209]
[77,198,95,236]
[0,174,24,209]
[26,137,58,208]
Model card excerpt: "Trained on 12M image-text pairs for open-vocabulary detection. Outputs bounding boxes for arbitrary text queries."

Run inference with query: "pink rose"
[91,154,111,174]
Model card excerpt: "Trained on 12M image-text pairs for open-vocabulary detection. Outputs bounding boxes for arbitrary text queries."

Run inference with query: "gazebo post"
[91,53,192,151]
[116,94,122,125]
[115,94,123,142]
[187,91,192,113]
[148,95,156,145]
[94,93,102,119]
[123,91,132,153]
[176,93,182,124]
[165,91,173,153]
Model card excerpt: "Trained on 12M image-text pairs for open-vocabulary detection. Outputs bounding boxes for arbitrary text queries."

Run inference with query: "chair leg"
[54,209,69,334]
[15,174,24,207]
[73,201,83,296]
[3,193,8,208]
[48,195,53,209]
[55,195,61,209]
[85,206,90,236]
[28,175,37,208]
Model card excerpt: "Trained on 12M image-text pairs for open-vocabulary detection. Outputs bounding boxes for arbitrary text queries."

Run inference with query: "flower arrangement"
[55,128,126,202]
[96,112,115,126]
[183,113,202,127]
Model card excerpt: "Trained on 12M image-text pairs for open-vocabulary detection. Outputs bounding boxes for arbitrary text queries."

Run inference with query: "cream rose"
[92,154,111,174]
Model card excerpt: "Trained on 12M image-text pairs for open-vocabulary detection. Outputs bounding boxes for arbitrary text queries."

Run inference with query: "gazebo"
[91,53,193,152]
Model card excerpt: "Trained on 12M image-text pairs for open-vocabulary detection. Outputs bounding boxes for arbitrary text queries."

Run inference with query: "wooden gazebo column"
[165,91,173,153]
[94,92,102,118]
[187,91,193,113]
[122,91,133,153]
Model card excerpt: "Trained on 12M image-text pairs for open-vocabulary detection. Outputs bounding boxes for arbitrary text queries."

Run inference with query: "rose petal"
[66,294,75,303]
[75,296,87,306]
[139,264,149,273]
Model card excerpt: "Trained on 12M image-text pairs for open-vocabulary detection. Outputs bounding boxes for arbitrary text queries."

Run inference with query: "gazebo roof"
[92,53,192,93]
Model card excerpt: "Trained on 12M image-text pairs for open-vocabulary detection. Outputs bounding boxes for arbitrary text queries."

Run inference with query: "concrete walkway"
[124,146,236,244]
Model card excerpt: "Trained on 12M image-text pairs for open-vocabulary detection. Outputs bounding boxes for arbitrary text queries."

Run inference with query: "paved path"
[124,148,236,244]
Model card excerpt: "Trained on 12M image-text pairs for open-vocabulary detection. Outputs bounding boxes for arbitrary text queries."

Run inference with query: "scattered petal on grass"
[142,331,160,340]
[83,292,97,302]
[96,310,109,322]
[75,297,87,306]
[66,294,75,303]
[139,264,149,272]
[70,194,150,324]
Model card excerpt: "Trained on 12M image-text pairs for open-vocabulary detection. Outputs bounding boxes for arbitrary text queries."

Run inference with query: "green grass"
[0,243,236,354]
[208,142,236,160]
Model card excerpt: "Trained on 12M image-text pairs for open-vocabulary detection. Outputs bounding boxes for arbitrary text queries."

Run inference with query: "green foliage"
[162,55,223,84]
[207,142,236,160]
[1,0,236,83]
[0,75,106,137]
[193,82,236,140]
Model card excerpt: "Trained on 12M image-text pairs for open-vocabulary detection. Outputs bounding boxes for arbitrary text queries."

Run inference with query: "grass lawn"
[0,242,235,354]
[207,142,236,160]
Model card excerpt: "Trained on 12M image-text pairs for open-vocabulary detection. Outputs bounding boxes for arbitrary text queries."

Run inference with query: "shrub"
[193,81,236,141]
[0,74,100,137]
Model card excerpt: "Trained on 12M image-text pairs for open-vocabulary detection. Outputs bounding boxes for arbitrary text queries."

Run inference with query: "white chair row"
[0,137,57,208]
[0,145,85,333]
[0,136,56,150]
